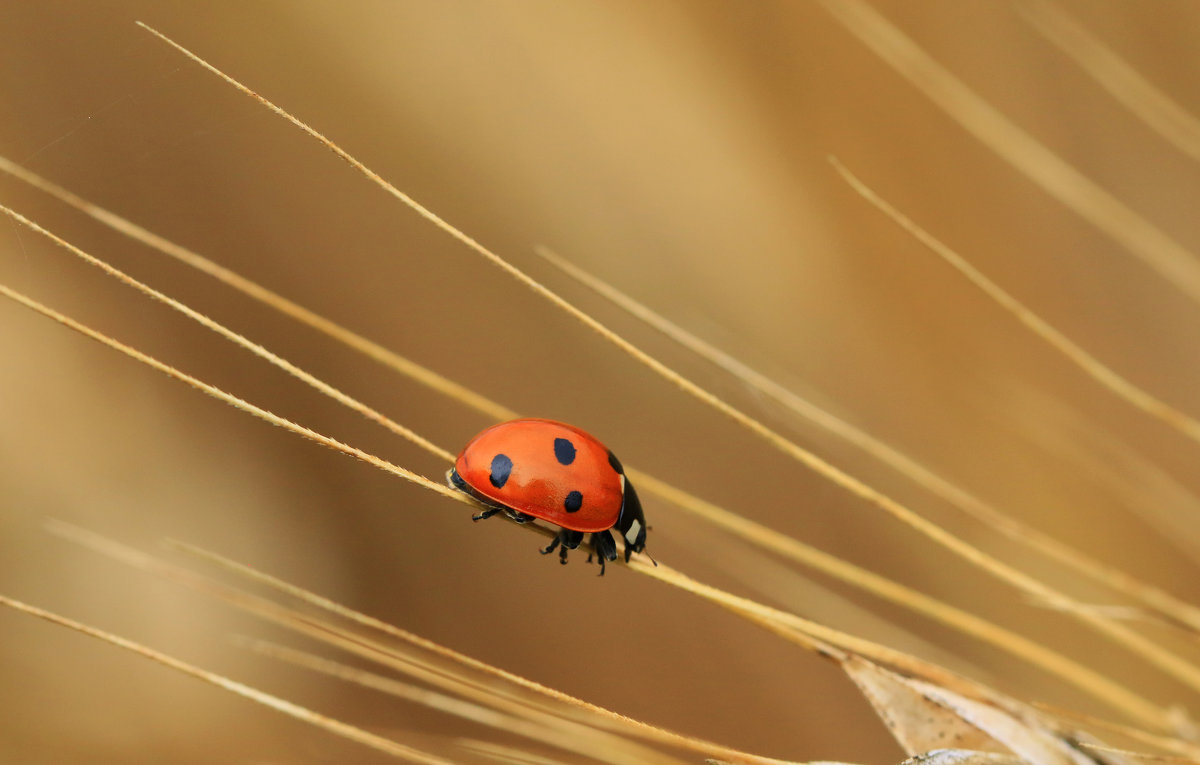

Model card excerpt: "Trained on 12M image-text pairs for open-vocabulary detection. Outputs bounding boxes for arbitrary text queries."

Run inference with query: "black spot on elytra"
[489,453,513,488]
[554,437,576,465]
[607,450,623,474]
[564,491,583,512]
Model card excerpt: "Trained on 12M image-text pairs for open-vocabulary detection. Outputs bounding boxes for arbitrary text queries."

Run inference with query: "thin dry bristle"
[0,202,455,463]
[818,0,1200,305]
[1020,1,1200,163]
[0,152,516,423]
[0,595,452,764]
[0,279,465,505]
[129,23,1200,709]
[536,242,1200,633]
[243,640,689,765]
[46,523,762,764]
[0,169,1168,724]
[4,7,1198,762]
[831,159,1200,449]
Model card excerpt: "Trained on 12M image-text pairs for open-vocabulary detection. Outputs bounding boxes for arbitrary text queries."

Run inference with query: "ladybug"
[446,418,647,574]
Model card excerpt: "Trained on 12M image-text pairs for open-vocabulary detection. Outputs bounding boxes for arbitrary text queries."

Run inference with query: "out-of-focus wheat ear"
[0,281,468,506]
[632,474,1172,729]
[166,540,795,765]
[831,159,1200,449]
[0,153,517,423]
[627,556,1092,721]
[1032,704,1200,761]
[862,660,1188,765]
[0,202,456,464]
[1069,743,1198,764]
[834,158,1200,640]
[710,535,981,675]
[844,658,1142,765]
[634,555,1192,757]
[897,683,1112,765]
[535,242,1200,634]
[0,595,452,764]
[1020,1,1200,163]
[841,656,1000,755]
[818,0,1200,306]
[45,523,682,763]
[130,22,1200,702]
[848,664,1088,765]
[240,640,691,765]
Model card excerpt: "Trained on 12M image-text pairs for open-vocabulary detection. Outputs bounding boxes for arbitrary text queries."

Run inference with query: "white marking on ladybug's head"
[619,473,626,492]
[624,519,642,545]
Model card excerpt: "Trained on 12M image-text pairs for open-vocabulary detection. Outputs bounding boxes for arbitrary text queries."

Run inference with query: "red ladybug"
[446,418,647,574]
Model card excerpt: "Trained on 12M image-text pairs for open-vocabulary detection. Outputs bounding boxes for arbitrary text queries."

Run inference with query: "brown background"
[2,2,1200,762]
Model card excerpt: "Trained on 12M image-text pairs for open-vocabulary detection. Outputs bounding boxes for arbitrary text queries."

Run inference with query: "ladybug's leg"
[471,506,534,523]
[541,529,583,565]
[471,506,502,522]
[589,530,618,576]
[559,529,583,565]
[561,530,584,549]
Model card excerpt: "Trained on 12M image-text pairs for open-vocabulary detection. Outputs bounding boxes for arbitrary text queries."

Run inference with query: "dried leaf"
[842,656,1005,756]
[907,679,1094,765]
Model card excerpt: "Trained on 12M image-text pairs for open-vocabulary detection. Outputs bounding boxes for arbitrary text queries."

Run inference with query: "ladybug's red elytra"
[446,418,647,574]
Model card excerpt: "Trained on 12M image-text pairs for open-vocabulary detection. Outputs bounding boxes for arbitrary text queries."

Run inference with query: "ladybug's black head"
[615,476,647,562]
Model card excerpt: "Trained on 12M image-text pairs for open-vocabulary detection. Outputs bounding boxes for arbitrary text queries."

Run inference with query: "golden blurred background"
[2,1,1200,762]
